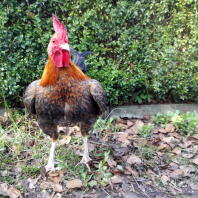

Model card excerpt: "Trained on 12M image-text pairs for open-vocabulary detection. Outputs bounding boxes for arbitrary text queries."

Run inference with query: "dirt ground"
[0,111,198,198]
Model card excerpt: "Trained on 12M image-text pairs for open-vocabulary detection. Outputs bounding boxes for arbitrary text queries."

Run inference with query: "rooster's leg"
[79,136,92,171]
[45,139,56,172]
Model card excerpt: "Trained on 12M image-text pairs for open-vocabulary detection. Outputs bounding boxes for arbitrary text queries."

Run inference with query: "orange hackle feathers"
[39,56,59,86]
[39,56,90,87]
[66,60,90,81]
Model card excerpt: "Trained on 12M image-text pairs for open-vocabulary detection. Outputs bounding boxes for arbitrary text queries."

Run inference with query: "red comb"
[52,14,68,42]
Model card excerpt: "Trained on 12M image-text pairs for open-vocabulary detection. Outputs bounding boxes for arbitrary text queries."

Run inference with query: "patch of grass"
[152,111,198,136]
[139,146,156,160]
[22,167,40,177]
[138,123,153,138]
[93,117,122,134]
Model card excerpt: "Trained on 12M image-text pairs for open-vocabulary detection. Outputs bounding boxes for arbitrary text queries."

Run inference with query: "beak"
[60,43,70,51]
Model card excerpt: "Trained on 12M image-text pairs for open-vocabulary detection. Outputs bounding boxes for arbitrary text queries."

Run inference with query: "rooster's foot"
[77,156,92,171]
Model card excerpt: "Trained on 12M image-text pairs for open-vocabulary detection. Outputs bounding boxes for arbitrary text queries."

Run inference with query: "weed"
[93,117,121,134]
[139,146,156,160]
[138,123,153,138]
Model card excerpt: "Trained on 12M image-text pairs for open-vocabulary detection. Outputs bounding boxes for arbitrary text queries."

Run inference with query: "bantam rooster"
[23,15,107,172]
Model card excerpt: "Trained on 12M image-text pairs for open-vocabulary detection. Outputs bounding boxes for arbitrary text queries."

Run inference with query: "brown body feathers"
[24,58,107,139]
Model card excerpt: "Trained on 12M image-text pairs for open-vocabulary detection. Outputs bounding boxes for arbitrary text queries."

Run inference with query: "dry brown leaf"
[127,154,142,165]
[27,177,40,189]
[179,140,194,148]
[130,120,144,134]
[168,162,179,171]
[158,143,169,151]
[182,153,194,159]
[165,124,175,133]
[172,147,181,155]
[188,134,198,140]
[126,120,133,128]
[0,183,22,198]
[162,136,175,144]
[107,156,117,168]
[124,166,139,177]
[110,175,123,184]
[190,184,198,191]
[52,183,63,192]
[40,181,52,189]
[66,179,83,189]
[181,165,196,176]
[152,127,159,134]
[159,128,167,133]
[48,171,64,184]
[116,132,130,145]
[161,175,170,183]
[170,169,184,179]
[191,157,198,165]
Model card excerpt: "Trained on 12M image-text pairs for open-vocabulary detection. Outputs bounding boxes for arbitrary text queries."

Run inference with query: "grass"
[0,109,113,188]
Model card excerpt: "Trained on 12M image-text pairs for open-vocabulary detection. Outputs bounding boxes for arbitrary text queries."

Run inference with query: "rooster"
[23,15,107,172]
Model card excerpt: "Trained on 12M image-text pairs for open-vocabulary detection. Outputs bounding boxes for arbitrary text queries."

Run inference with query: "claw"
[76,156,92,172]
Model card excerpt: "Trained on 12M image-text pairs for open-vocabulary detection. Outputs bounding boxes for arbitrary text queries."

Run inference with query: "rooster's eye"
[52,40,56,43]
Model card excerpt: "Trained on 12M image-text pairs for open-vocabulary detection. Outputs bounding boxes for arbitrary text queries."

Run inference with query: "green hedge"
[0,0,198,106]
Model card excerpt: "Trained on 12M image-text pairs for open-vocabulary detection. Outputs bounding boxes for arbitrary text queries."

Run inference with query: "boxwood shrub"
[0,0,197,106]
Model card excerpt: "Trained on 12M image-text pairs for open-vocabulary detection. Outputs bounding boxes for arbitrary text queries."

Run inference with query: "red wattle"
[52,49,70,67]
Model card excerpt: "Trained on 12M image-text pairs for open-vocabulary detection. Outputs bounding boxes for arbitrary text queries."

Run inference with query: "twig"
[101,188,111,197]
[131,174,151,198]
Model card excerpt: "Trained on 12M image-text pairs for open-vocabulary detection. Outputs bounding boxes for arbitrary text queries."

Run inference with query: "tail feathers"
[70,48,93,72]
[23,80,39,115]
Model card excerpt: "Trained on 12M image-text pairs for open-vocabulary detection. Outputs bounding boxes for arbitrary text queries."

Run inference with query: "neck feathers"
[39,56,90,87]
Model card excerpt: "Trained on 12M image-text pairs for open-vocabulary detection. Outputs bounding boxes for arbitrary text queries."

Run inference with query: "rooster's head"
[48,14,70,68]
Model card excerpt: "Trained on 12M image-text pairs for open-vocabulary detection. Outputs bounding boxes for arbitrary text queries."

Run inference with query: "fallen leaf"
[40,181,52,189]
[107,156,117,168]
[162,136,175,144]
[130,120,144,134]
[158,143,169,151]
[182,153,194,159]
[110,175,123,184]
[112,147,129,157]
[161,175,170,183]
[179,140,194,148]
[117,132,130,145]
[0,183,22,198]
[165,124,175,133]
[168,162,179,171]
[159,128,167,133]
[48,171,64,183]
[191,157,198,165]
[126,120,133,128]
[181,165,196,176]
[127,154,142,165]
[188,134,198,140]
[52,183,63,192]
[66,179,83,189]
[27,177,40,189]
[172,147,181,155]
[170,169,184,179]
[191,184,198,191]
[124,166,139,177]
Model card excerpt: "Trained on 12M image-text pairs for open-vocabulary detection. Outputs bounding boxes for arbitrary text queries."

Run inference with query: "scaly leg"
[78,136,92,171]
[45,140,56,172]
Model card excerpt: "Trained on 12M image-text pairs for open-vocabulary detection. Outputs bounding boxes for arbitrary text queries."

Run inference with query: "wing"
[90,80,107,113]
[23,80,39,115]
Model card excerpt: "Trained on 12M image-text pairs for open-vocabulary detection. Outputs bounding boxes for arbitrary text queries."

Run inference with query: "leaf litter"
[0,111,198,197]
